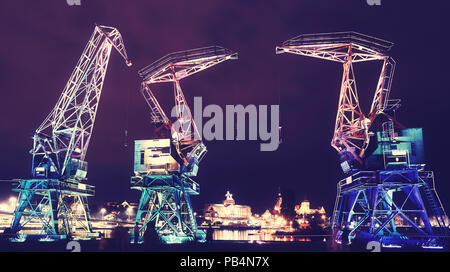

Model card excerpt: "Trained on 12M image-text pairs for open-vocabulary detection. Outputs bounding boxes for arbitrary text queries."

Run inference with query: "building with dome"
[203,191,252,226]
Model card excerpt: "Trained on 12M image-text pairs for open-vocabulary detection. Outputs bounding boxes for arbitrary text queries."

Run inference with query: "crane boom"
[140,82,170,126]
[276,32,395,165]
[138,46,237,171]
[32,25,131,180]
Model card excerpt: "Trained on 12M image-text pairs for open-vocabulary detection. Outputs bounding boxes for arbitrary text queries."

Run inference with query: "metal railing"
[138,46,237,81]
[281,31,394,53]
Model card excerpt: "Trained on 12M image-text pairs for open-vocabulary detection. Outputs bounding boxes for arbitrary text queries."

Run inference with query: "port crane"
[277,32,448,247]
[131,46,237,243]
[277,32,396,169]
[7,25,131,239]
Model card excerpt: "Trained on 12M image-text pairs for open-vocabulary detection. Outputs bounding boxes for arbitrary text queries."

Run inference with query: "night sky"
[1,0,450,216]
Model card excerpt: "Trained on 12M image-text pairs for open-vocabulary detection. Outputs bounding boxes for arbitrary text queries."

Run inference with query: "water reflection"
[213,229,317,242]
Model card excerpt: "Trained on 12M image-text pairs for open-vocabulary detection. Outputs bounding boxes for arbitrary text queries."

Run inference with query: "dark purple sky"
[1,0,450,215]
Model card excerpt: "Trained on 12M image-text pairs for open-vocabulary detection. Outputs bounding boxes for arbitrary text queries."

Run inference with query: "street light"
[8,196,17,204]
[0,203,8,212]
[8,196,17,213]
[126,207,133,221]
[100,208,106,219]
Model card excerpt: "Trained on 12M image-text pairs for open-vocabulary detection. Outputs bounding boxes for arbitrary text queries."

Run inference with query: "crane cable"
[277,51,282,145]
[124,68,132,148]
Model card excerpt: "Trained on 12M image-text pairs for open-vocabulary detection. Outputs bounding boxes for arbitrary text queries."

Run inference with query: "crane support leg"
[7,179,96,240]
[131,175,204,244]
[332,170,448,247]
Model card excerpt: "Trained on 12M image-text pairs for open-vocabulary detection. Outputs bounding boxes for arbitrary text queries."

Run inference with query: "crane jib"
[31,25,131,181]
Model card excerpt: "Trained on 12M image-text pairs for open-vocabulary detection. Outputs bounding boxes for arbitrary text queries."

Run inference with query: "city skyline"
[1,1,450,220]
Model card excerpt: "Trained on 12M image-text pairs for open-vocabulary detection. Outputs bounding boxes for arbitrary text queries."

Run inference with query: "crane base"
[130,175,204,244]
[8,179,95,239]
[332,169,448,248]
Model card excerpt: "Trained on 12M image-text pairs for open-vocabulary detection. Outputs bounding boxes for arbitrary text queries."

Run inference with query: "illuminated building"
[295,201,326,216]
[105,201,138,210]
[257,209,289,229]
[293,201,328,230]
[98,201,138,221]
[204,191,252,226]
[273,192,282,214]
[250,193,291,230]
[429,216,449,227]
